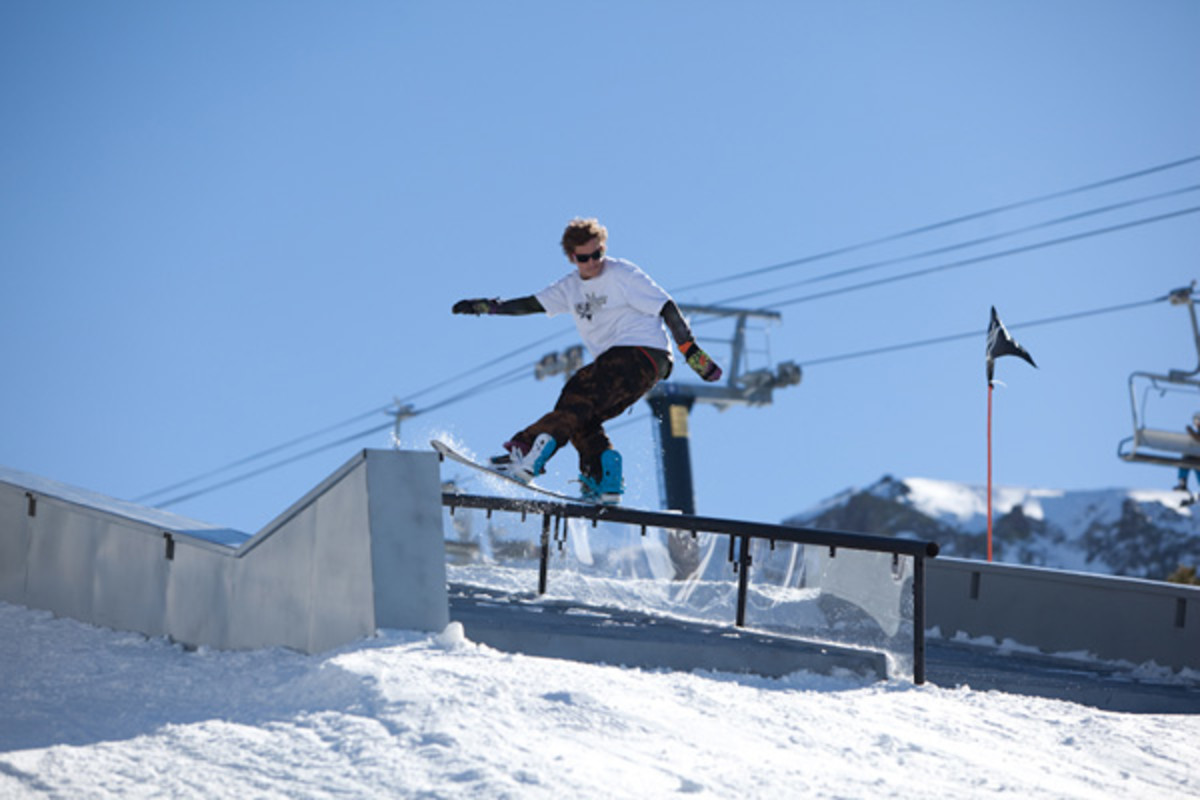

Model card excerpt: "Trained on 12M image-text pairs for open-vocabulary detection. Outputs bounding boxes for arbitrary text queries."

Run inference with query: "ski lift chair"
[1117,284,1200,469]
[1117,372,1200,468]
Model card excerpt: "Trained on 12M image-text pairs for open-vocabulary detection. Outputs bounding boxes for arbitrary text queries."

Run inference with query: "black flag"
[986,306,1036,384]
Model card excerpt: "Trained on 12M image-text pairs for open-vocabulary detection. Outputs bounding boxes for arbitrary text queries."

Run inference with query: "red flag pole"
[987,382,994,562]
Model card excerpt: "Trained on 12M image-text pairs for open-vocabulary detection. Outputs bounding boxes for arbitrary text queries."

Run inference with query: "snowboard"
[430,439,614,506]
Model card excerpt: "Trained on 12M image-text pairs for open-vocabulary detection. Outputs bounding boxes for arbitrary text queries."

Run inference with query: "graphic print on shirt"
[575,291,608,322]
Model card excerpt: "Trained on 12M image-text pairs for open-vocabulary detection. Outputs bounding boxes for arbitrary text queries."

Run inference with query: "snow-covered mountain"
[786,476,1200,581]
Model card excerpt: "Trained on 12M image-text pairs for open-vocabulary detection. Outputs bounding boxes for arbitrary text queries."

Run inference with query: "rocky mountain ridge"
[786,476,1200,581]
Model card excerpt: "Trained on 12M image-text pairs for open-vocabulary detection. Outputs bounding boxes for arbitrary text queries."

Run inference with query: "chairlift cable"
[393,326,572,407]
[137,325,572,502]
[759,205,1200,312]
[145,360,541,507]
[672,154,1200,295]
[712,184,1200,307]
[154,420,397,509]
[800,295,1168,368]
[133,403,395,502]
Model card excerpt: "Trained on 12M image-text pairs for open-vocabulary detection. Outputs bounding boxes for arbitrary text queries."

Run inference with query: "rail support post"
[914,555,927,685]
[735,535,752,627]
[538,514,551,595]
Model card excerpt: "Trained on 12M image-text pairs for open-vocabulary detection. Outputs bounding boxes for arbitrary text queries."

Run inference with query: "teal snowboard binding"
[579,449,623,505]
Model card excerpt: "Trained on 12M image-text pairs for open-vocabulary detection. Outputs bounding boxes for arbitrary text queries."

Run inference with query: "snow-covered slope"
[787,476,1200,579]
[2,601,1197,799]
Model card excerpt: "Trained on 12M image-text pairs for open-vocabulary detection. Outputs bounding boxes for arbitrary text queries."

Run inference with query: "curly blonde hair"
[560,217,608,256]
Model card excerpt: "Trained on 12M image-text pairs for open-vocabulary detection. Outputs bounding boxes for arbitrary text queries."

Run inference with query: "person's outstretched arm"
[660,301,723,382]
[452,296,546,316]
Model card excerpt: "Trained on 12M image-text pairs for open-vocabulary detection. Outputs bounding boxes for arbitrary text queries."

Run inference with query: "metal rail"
[443,492,940,683]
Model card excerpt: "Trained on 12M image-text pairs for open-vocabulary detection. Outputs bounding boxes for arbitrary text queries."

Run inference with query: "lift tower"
[647,304,802,516]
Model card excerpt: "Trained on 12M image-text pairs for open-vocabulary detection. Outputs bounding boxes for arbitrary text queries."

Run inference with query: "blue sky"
[3,1,1199,534]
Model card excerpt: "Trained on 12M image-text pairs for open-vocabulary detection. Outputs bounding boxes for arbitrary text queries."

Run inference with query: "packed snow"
[1,601,1197,799]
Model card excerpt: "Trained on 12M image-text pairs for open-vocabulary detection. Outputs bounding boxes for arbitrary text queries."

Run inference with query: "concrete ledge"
[0,450,448,654]
[928,557,1200,670]
[450,585,888,680]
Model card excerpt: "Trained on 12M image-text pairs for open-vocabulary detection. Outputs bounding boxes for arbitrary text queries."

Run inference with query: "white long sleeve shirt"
[535,257,673,358]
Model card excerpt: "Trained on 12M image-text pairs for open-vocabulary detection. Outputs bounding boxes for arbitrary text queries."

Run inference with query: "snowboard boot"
[493,433,557,483]
[488,440,523,469]
[580,449,623,504]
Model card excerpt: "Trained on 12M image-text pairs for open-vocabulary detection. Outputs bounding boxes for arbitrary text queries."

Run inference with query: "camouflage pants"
[513,346,671,480]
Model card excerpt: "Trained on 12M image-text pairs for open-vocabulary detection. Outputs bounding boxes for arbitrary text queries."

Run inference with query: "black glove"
[680,340,722,382]
[452,298,498,315]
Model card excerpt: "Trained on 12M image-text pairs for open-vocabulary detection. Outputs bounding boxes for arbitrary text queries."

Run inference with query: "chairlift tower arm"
[1167,281,1200,380]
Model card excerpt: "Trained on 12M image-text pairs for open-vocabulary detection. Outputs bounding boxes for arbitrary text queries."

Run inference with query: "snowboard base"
[431,439,617,506]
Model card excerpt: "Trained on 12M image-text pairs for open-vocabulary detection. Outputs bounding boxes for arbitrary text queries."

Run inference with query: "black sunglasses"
[574,248,604,263]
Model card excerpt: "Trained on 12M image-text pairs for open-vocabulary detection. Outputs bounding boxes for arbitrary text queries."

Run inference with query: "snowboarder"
[451,217,723,503]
